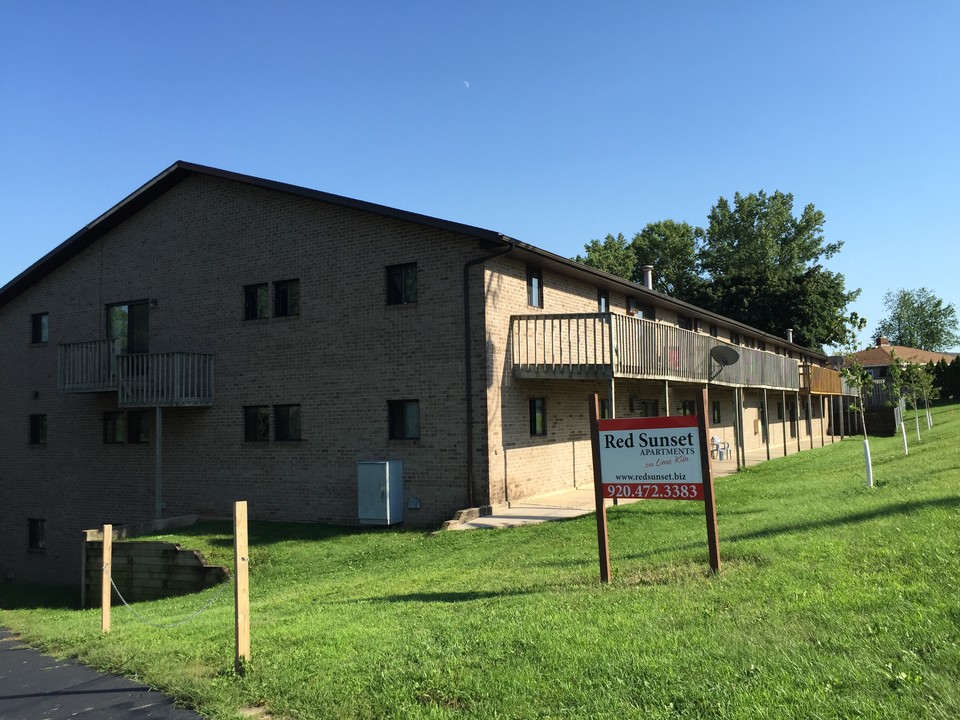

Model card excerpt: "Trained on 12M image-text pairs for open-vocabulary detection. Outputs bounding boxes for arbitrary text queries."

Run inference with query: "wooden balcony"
[58,339,214,407]
[799,364,850,395]
[510,313,800,391]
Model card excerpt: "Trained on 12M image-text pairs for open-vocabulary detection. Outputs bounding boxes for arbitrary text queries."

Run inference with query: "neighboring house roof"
[850,343,957,368]
[0,160,827,360]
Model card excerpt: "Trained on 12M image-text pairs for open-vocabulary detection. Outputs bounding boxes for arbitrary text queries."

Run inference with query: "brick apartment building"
[0,162,850,584]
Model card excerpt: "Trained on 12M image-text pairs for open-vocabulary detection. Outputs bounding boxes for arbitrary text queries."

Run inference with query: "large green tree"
[697,191,856,349]
[631,220,702,298]
[574,233,636,280]
[574,190,858,350]
[874,288,960,351]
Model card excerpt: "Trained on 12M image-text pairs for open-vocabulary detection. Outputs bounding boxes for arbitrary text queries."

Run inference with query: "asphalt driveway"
[0,628,202,720]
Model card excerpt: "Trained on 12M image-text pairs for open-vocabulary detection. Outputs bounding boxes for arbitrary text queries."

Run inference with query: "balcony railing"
[800,364,847,395]
[58,339,121,392]
[510,313,801,391]
[58,339,214,407]
[117,353,214,407]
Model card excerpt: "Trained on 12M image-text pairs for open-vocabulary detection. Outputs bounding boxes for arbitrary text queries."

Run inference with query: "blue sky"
[2,1,958,350]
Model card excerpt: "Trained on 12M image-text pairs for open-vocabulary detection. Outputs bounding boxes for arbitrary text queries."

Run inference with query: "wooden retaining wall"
[80,516,228,608]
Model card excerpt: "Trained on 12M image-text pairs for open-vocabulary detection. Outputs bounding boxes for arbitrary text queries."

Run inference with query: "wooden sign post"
[233,501,250,673]
[589,388,721,580]
[588,396,611,583]
[101,523,112,633]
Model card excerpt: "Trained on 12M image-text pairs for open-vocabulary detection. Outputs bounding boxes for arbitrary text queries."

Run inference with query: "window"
[29,414,47,445]
[104,412,125,443]
[730,332,741,345]
[104,411,148,444]
[678,400,695,416]
[244,406,270,442]
[244,284,268,320]
[274,279,300,317]
[709,324,719,338]
[106,301,149,354]
[389,400,420,440]
[529,398,546,436]
[127,410,149,443]
[31,313,49,344]
[628,298,656,320]
[712,401,721,424]
[274,404,302,441]
[600,398,613,419]
[678,316,693,331]
[777,402,784,420]
[597,289,609,313]
[386,264,417,305]
[527,266,543,308]
[28,519,45,551]
[631,397,658,417]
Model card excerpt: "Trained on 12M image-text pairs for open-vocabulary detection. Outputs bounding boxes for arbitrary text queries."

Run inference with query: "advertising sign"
[597,416,703,500]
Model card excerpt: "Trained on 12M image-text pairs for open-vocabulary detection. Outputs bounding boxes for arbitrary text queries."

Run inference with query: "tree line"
[574,191,959,355]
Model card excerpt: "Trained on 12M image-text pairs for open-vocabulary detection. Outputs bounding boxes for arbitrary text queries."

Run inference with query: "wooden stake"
[696,390,721,573]
[588,395,611,583]
[234,501,250,673]
[101,524,112,633]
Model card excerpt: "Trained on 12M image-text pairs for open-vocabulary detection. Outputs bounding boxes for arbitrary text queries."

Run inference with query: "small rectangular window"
[628,298,656,320]
[679,400,695,416]
[104,411,126,443]
[709,324,718,338]
[777,402,784,420]
[600,398,613,419]
[597,289,609,313]
[712,401,721,424]
[630,397,658,418]
[388,400,420,440]
[244,406,270,442]
[127,410,149,443]
[527,266,543,308]
[31,313,49,343]
[529,398,546,436]
[29,414,47,445]
[274,404,302,441]
[274,279,300,317]
[678,316,693,331]
[28,519,45,551]
[102,411,148,444]
[730,332,741,345]
[386,264,418,305]
[244,284,268,320]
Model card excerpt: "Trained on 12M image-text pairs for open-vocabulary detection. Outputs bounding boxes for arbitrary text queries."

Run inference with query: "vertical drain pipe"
[463,240,514,508]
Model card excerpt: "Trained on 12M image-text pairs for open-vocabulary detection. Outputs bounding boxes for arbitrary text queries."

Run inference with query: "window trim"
[103,410,149,444]
[243,405,270,442]
[243,283,269,321]
[388,399,421,440]
[273,279,301,318]
[28,518,45,552]
[526,266,543,309]
[31,312,49,344]
[274,404,302,441]
[386,263,418,306]
[529,397,547,436]
[29,414,47,445]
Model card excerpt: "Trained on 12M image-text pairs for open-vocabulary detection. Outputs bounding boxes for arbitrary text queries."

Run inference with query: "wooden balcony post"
[763,389,771,461]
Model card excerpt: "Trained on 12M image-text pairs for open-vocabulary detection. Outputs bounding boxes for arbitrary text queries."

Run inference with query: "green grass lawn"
[3,405,960,719]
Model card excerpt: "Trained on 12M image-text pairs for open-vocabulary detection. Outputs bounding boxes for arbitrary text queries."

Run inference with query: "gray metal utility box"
[357,460,404,525]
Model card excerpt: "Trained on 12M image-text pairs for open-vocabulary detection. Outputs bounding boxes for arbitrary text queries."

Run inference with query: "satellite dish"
[709,345,740,381]
[710,345,740,367]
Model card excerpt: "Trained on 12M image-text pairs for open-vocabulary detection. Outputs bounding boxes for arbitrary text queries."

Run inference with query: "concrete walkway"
[0,628,202,720]
[447,435,841,530]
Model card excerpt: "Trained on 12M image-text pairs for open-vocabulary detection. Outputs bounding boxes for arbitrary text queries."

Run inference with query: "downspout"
[463,240,515,508]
